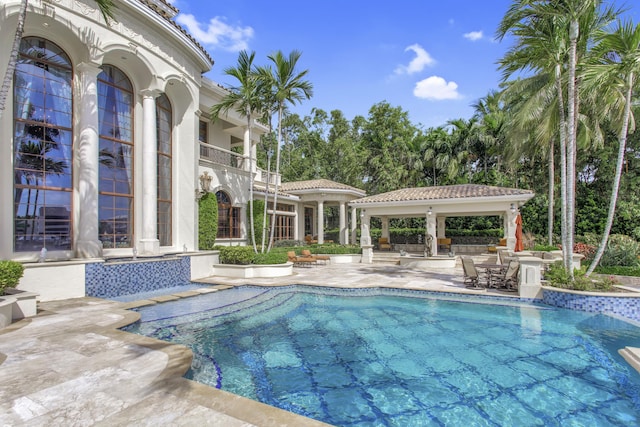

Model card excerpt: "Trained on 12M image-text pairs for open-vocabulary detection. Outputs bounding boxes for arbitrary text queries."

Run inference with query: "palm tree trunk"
[548,139,555,246]
[0,0,28,117]
[564,20,579,276]
[555,64,569,274]
[261,146,271,253]
[586,72,635,276]
[267,104,284,252]
[246,113,257,253]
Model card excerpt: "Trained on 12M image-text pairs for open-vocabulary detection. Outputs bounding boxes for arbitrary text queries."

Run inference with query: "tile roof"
[280,179,366,195]
[350,184,533,204]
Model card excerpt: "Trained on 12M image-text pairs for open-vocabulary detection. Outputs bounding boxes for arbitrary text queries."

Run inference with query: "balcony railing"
[199,143,246,169]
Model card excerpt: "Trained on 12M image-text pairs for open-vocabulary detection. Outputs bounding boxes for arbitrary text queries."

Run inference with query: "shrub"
[532,244,559,252]
[253,252,288,265]
[198,192,218,250]
[599,235,640,268]
[219,246,255,265]
[573,242,596,260]
[0,260,24,295]
[306,244,361,254]
[545,262,615,292]
[273,239,304,247]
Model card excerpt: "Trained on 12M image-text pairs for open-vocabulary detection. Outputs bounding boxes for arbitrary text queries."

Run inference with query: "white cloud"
[176,14,254,51]
[463,31,484,41]
[413,76,461,100]
[394,44,435,75]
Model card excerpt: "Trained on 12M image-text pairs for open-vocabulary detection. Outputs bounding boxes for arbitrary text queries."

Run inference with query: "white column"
[339,201,346,244]
[317,200,324,244]
[506,209,517,251]
[76,62,103,258]
[437,217,446,239]
[243,126,251,172]
[140,90,160,254]
[293,210,299,241]
[350,207,357,244]
[426,212,437,256]
[361,212,373,263]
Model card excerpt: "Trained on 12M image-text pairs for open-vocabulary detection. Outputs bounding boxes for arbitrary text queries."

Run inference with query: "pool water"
[124,286,640,426]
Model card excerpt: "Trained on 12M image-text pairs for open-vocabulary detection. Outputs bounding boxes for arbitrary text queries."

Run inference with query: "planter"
[0,296,17,329]
[4,288,39,320]
[212,263,293,278]
[542,285,640,322]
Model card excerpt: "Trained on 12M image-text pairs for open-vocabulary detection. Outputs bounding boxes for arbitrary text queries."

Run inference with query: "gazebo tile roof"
[280,179,365,194]
[350,184,533,204]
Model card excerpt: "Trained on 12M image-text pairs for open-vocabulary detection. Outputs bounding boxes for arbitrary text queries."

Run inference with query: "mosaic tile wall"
[85,256,191,299]
[543,289,640,322]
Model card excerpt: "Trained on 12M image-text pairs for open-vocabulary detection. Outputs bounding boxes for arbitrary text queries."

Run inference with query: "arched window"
[216,191,240,238]
[97,65,134,248]
[156,93,172,246]
[13,37,73,252]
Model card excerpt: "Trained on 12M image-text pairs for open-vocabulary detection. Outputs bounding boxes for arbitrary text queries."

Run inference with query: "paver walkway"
[0,261,514,426]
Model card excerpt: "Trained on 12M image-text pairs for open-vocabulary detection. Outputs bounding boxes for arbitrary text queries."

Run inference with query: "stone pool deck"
[1,261,635,425]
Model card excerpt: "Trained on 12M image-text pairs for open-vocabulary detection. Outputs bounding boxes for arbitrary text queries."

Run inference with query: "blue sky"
[170,0,640,129]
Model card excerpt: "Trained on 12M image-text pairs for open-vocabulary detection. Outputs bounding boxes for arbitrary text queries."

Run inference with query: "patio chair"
[461,256,485,289]
[494,260,520,291]
[287,251,317,267]
[305,235,318,245]
[302,249,330,264]
[378,237,392,251]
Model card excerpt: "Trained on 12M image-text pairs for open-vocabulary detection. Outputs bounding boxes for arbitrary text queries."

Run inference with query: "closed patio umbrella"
[515,214,524,252]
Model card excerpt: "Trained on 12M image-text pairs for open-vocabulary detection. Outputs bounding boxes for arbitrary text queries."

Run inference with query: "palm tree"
[497,0,617,274]
[259,50,313,251]
[210,50,265,253]
[0,0,116,117]
[584,20,640,275]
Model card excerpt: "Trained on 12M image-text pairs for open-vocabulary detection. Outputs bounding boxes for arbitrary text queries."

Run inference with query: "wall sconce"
[510,203,516,214]
[428,207,433,216]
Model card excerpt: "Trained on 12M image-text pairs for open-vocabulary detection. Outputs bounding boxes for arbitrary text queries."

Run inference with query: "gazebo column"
[361,211,373,263]
[437,217,446,239]
[339,201,347,244]
[505,208,517,250]
[351,207,358,244]
[317,200,324,244]
[426,212,437,256]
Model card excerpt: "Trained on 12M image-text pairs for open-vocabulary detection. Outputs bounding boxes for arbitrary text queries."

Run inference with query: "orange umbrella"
[515,214,524,252]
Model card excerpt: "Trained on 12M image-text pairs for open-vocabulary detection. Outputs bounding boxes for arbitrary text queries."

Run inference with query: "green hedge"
[219,246,255,265]
[198,192,218,250]
[0,260,24,294]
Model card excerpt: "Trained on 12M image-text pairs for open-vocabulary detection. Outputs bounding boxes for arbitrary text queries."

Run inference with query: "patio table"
[475,263,504,288]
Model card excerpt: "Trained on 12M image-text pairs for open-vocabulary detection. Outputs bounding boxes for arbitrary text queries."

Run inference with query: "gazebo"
[349,184,535,261]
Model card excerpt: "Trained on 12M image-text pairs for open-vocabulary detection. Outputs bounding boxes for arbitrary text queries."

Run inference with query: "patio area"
[0,260,520,426]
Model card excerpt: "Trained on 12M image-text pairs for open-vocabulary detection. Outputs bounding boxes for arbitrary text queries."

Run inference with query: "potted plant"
[0,260,38,327]
[0,260,24,295]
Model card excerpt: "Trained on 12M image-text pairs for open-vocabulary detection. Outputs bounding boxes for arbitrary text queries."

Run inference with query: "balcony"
[199,143,246,169]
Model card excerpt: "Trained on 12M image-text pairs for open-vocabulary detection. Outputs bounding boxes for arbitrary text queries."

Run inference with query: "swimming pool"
[124,285,640,426]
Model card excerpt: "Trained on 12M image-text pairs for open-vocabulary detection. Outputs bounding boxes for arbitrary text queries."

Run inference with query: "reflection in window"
[98,65,134,248]
[156,94,172,246]
[13,37,73,252]
[216,191,241,239]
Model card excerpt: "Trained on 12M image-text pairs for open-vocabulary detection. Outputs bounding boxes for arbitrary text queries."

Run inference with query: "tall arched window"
[13,37,73,252]
[97,65,134,249]
[216,191,240,238]
[156,94,172,246]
